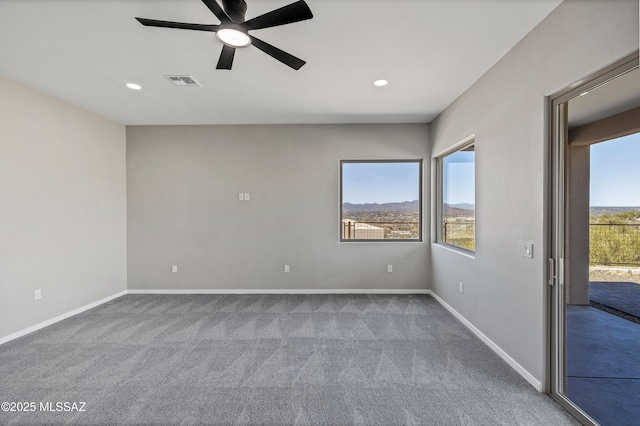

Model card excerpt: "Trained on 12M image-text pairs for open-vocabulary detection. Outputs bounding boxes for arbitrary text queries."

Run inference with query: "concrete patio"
[566,281,640,425]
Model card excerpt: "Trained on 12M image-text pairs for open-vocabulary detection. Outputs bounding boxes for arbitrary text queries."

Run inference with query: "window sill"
[340,239,423,244]
[432,242,476,259]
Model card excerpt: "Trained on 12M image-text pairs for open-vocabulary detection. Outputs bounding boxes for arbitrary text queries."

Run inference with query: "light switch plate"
[522,243,533,258]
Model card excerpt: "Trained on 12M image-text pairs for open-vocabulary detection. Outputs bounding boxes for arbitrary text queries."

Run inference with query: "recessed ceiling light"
[126,83,142,90]
[373,79,389,87]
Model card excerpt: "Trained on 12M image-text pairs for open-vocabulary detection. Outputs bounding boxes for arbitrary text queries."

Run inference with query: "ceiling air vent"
[164,75,202,87]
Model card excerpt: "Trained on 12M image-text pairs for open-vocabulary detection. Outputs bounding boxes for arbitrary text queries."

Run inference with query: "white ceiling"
[0,0,562,125]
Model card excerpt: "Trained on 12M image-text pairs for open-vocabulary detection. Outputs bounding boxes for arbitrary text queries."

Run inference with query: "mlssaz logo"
[39,402,87,412]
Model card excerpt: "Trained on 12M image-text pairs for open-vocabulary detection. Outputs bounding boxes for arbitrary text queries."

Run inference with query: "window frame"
[435,138,476,253]
[340,159,423,243]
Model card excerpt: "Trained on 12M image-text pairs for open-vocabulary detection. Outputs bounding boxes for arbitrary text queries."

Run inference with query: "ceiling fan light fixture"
[136,0,313,69]
[216,26,251,48]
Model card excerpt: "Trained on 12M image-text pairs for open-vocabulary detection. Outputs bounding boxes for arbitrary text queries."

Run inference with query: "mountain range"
[445,203,475,211]
[590,206,640,216]
[342,200,419,213]
[342,201,477,214]
[443,203,475,217]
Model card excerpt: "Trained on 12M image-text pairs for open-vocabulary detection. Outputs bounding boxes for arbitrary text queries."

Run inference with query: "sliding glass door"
[549,52,640,426]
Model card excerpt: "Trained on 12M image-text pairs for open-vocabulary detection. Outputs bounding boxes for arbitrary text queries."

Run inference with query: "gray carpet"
[0,294,577,425]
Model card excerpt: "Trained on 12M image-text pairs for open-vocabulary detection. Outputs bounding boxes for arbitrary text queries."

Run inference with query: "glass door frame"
[548,51,639,424]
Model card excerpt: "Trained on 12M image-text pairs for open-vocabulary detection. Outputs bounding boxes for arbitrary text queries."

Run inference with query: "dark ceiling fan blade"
[136,17,219,32]
[202,0,232,24]
[249,35,305,70]
[216,45,236,69]
[243,0,313,31]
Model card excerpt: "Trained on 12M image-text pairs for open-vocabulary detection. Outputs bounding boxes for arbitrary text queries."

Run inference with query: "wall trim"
[0,290,127,345]
[428,290,543,392]
[127,288,431,295]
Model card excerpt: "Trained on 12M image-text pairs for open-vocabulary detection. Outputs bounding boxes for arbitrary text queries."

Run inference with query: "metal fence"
[590,223,640,266]
[342,221,420,240]
[443,221,475,250]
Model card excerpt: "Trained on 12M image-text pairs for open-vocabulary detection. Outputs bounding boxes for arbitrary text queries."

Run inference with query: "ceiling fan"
[135,0,313,70]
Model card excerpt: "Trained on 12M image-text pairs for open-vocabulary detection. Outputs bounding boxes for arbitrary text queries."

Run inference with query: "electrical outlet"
[171,265,178,273]
[238,193,244,201]
[34,289,41,300]
[244,193,250,201]
[284,265,290,273]
[459,282,464,294]
[387,264,393,273]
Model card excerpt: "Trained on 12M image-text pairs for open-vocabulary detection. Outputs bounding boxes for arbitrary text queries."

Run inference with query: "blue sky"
[341,132,639,207]
[590,132,640,206]
[342,162,420,204]
[443,151,475,205]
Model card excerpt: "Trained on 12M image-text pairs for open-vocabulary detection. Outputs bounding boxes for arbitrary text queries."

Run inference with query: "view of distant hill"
[444,203,475,217]
[446,203,475,211]
[590,206,640,216]
[342,200,419,213]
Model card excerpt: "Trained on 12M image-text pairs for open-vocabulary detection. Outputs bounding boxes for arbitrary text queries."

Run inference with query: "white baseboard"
[428,291,543,392]
[127,288,431,295]
[0,290,127,345]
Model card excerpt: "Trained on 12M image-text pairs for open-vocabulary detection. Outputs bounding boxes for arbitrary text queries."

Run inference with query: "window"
[438,142,475,251]
[340,160,422,242]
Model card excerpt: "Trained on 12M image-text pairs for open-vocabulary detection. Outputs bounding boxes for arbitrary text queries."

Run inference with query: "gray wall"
[0,76,127,339]
[127,124,429,291]
[429,0,639,386]
[566,145,590,305]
